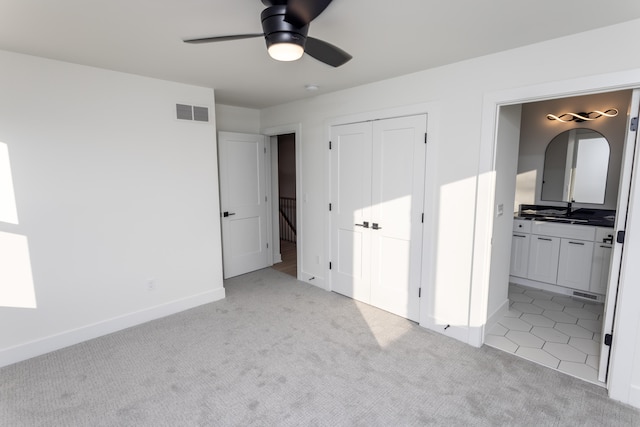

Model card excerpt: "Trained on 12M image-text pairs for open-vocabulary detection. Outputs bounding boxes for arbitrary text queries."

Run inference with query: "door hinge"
[265,196,268,202]
[266,242,269,248]
[329,262,332,270]
[329,203,332,211]
[264,147,267,153]
[329,141,332,150]
[617,230,625,244]
[421,213,424,223]
[424,133,427,144]
[604,333,613,346]
[631,117,638,132]
[418,288,422,298]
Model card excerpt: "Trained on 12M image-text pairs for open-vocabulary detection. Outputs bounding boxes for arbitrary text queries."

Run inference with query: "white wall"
[259,19,640,406]
[486,105,522,327]
[215,104,261,133]
[0,50,224,366]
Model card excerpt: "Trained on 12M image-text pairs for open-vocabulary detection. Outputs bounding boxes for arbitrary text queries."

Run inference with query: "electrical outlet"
[497,203,504,217]
[147,279,156,291]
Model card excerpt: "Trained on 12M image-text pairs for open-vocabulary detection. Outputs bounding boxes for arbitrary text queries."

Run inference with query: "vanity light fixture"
[546,108,619,123]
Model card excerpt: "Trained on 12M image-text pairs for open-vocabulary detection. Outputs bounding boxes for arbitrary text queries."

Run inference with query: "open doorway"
[484,89,639,386]
[271,133,298,277]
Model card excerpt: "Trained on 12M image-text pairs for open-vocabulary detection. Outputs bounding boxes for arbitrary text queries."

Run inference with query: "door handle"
[355,221,369,228]
[223,211,236,217]
[372,223,382,230]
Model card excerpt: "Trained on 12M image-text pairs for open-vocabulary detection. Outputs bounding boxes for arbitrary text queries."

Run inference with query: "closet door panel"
[330,122,373,302]
[370,115,426,321]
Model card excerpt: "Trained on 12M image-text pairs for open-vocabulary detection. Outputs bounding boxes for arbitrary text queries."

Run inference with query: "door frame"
[263,123,303,280]
[474,70,640,401]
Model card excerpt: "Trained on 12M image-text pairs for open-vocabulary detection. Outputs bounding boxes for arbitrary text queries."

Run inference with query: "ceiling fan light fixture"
[184,2,352,67]
[268,42,304,61]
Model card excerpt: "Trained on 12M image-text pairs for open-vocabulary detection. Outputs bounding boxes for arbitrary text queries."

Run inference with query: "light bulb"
[268,43,304,61]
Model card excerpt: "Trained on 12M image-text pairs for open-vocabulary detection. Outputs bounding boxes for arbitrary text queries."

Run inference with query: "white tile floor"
[485,283,605,386]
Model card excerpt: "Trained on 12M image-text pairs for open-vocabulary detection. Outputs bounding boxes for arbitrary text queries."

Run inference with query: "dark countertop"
[515,205,615,228]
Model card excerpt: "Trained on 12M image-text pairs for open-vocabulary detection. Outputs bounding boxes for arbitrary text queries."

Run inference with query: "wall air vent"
[176,104,209,122]
[193,106,209,122]
[572,291,598,301]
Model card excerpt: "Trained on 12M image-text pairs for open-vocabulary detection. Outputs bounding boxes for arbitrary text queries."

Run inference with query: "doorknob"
[223,211,236,217]
[355,221,369,228]
[372,223,382,230]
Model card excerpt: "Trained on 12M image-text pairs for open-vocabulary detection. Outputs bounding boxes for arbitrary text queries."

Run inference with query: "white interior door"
[330,115,426,321]
[370,116,426,321]
[598,89,640,382]
[330,122,373,301]
[218,131,269,279]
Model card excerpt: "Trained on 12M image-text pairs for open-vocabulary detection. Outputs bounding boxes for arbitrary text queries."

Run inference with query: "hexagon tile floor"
[485,283,605,386]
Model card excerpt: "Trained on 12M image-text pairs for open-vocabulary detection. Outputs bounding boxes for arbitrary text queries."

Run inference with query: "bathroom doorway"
[484,88,640,386]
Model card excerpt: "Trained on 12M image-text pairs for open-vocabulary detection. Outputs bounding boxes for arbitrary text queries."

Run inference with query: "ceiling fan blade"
[304,37,351,67]
[184,34,264,44]
[285,0,333,27]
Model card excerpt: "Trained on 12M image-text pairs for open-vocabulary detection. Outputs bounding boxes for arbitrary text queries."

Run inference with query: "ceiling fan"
[183,0,352,67]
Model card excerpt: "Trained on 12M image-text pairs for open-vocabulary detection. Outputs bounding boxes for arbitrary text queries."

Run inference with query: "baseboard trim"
[467,299,510,348]
[509,276,605,303]
[629,385,640,408]
[421,316,469,344]
[0,287,226,368]
[301,272,327,291]
[486,299,510,337]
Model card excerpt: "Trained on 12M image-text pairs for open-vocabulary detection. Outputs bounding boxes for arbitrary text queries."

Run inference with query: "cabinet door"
[557,239,594,291]
[528,235,560,284]
[590,243,612,294]
[510,233,530,278]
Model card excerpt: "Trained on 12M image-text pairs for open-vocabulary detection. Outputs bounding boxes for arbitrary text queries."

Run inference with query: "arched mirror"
[541,128,610,204]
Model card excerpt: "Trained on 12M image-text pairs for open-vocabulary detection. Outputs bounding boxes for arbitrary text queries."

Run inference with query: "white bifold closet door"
[330,115,427,321]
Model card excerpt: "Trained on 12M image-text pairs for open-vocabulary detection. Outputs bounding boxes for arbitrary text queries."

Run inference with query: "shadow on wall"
[0,142,36,309]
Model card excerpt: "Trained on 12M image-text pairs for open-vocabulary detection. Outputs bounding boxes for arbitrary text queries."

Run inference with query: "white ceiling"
[2,1,640,109]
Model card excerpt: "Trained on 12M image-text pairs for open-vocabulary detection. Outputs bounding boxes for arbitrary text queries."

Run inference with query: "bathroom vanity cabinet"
[510,219,614,298]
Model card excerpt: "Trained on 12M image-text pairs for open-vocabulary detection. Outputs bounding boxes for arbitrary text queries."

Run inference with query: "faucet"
[566,201,572,217]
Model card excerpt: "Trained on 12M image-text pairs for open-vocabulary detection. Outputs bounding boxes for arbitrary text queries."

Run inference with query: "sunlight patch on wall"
[433,176,477,327]
[0,142,19,224]
[514,170,537,210]
[0,231,37,308]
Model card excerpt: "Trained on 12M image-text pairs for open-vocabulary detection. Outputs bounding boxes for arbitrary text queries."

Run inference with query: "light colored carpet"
[1,268,639,426]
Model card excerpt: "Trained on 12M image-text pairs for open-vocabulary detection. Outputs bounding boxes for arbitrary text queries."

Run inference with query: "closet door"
[330,122,373,302]
[330,115,427,321]
[370,115,426,321]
